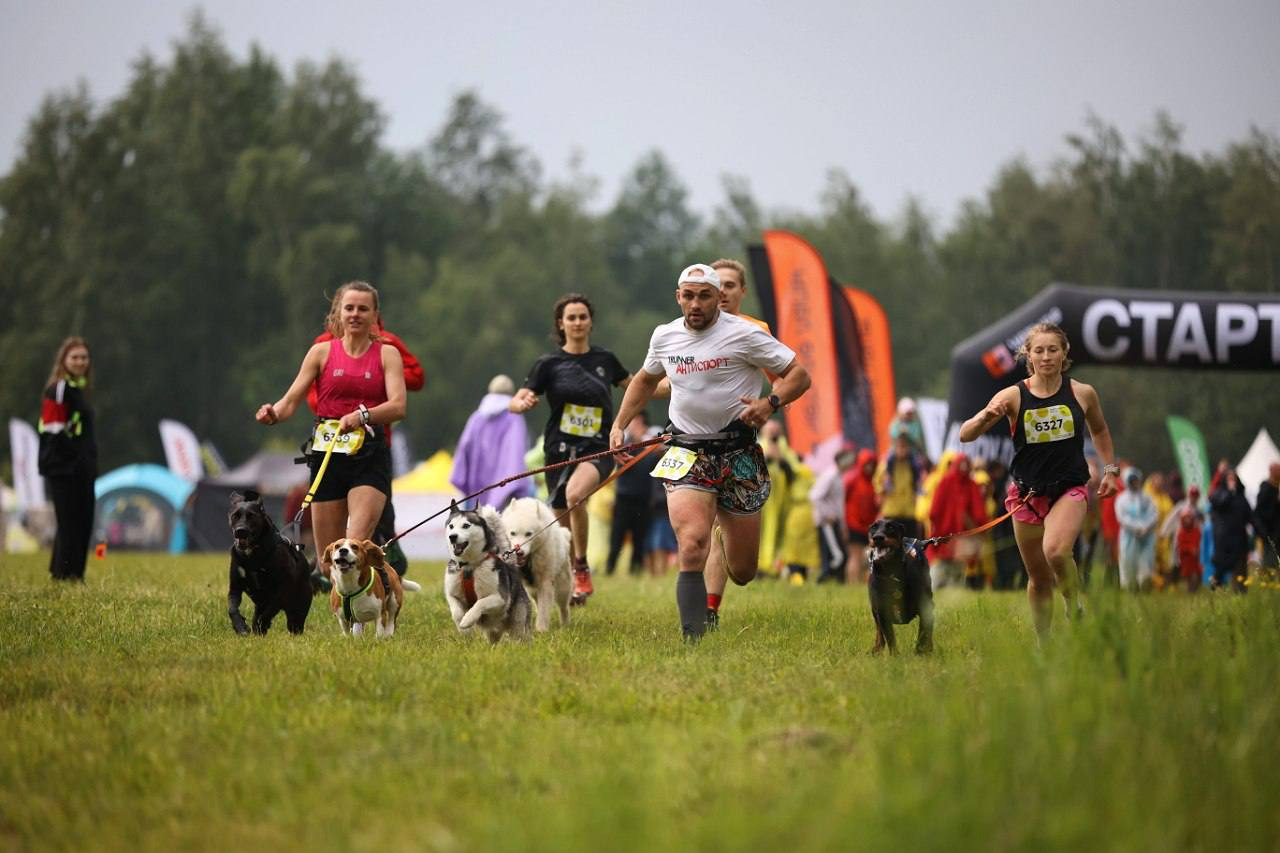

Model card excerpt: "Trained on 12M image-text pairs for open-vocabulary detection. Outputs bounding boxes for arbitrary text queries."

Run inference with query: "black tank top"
[1010,379,1091,496]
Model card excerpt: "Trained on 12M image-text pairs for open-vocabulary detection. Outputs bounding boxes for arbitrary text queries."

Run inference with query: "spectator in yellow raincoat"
[877,431,930,540]
[779,456,819,583]
[1145,471,1175,589]
[757,419,794,576]
[917,449,956,538]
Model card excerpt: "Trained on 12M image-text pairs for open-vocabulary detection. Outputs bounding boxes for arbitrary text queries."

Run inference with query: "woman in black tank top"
[958,323,1119,643]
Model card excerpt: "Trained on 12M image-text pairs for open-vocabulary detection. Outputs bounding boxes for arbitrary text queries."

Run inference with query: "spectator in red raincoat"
[1099,471,1125,585]
[842,447,879,583]
[927,453,987,590]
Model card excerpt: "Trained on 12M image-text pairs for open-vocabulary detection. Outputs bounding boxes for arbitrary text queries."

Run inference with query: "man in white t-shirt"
[611,263,812,640]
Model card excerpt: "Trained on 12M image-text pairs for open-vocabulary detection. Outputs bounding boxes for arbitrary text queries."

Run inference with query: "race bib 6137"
[651,446,697,481]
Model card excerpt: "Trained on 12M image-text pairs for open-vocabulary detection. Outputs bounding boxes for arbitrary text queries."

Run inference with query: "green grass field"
[1,552,1277,852]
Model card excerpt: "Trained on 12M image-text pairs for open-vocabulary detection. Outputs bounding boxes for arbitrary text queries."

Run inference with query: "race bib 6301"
[559,404,603,438]
[1023,405,1075,444]
[312,419,365,455]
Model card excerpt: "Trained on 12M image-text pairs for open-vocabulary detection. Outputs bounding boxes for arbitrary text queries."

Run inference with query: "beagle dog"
[322,538,420,638]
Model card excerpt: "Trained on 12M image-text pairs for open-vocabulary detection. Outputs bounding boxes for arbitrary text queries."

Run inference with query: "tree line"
[2,16,1277,477]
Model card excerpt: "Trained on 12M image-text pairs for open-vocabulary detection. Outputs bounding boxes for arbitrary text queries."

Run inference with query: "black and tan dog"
[321,538,420,638]
[867,518,935,654]
[227,490,313,635]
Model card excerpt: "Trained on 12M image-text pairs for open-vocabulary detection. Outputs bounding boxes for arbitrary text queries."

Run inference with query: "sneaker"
[706,608,720,631]
[310,569,332,594]
[571,566,594,606]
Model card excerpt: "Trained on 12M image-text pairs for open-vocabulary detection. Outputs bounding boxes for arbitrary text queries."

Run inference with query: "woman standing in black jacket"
[1209,468,1254,591]
[38,337,97,582]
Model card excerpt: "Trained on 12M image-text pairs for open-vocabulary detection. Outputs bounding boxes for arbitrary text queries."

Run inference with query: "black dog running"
[867,518,935,655]
[227,491,314,635]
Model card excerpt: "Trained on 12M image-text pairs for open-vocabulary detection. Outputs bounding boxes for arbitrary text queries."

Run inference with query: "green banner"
[1166,415,1211,498]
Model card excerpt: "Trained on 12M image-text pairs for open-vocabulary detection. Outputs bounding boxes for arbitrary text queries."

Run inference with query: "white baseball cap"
[677,263,721,290]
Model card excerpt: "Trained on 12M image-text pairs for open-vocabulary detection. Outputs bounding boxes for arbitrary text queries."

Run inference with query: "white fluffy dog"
[501,497,572,631]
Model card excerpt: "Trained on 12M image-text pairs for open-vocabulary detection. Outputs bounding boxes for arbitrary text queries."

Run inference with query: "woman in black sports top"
[509,293,631,606]
[958,323,1118,642]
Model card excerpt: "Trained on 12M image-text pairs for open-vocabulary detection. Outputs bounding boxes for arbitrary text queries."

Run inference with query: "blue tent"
[94,464,194,554]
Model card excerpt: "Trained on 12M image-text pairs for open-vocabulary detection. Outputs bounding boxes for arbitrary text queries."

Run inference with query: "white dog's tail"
[401,579,422,593]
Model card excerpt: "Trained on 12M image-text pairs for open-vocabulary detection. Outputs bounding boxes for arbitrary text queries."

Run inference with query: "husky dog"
[501,497,572,631]
[444,502,532,643]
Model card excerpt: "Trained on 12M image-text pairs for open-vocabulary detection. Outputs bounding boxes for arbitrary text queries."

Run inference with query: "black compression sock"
[676,571,708,640]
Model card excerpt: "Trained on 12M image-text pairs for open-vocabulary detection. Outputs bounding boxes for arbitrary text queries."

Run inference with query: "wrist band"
[358,404,370,425]
[1102,463,1120,477]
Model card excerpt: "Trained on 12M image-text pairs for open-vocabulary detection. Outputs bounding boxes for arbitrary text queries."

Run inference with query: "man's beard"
[684,305,719,330]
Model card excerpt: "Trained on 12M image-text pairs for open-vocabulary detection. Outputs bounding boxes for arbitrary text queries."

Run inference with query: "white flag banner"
[915,397,949,463]
[159,419,204,483]
[391,430,412,479]
[8,418,45,509]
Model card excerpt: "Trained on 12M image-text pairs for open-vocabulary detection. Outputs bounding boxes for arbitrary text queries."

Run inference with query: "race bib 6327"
[1023,405,1075,444]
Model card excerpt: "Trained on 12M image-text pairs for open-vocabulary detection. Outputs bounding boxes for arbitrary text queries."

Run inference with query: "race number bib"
[311,419,365,455]
[559,404,603,438]
[1023,405,1075,444]
[651,447,698,481]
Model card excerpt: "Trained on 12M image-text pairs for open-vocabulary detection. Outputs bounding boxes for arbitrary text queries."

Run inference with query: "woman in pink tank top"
[256,281,407,565]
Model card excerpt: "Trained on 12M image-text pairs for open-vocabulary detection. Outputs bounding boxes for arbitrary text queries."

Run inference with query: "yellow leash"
[295,429,341,524]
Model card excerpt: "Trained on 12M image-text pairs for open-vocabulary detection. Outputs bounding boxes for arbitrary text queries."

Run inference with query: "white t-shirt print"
[643,312,796,435]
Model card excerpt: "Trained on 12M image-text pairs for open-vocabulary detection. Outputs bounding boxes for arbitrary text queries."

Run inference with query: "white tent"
[1237,428,1280,507]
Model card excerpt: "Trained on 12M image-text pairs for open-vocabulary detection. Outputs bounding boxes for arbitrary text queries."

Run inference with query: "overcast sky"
[2,0,1277,225]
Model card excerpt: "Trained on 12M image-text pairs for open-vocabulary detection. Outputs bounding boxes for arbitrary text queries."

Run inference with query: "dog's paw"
[231,618,250,636]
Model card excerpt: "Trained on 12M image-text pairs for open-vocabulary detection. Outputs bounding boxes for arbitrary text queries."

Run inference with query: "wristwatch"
[767,394,782,412]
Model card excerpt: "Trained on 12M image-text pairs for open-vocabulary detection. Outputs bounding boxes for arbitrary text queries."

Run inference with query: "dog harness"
[339,569,375,623]
[455,551,505,608]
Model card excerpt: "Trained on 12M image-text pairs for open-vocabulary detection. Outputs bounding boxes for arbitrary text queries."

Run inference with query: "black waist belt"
[666,421,756,452]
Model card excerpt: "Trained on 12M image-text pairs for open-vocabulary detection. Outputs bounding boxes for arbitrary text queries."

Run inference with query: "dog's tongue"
[451,542,467,558]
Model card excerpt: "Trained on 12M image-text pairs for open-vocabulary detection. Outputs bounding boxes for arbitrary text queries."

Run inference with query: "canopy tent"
[391,450,460,561]
[1237,428,1280,507]
[94,464,194,553]
[186,451,307,552]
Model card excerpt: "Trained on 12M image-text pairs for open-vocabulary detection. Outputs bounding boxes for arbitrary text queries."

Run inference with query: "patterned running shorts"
[665,442,772,515]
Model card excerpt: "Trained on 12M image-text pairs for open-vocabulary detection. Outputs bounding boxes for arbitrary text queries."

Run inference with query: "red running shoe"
[571,565,594,606]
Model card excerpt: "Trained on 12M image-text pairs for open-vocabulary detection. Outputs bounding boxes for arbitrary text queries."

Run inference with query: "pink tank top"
[315,341,386,419]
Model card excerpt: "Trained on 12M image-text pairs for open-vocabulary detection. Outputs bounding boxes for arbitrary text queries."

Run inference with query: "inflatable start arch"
[946,284,1280,461]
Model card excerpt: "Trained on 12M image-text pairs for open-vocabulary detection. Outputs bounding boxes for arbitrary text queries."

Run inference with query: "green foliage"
[2,16,1278,475]
[2,553,1278,851]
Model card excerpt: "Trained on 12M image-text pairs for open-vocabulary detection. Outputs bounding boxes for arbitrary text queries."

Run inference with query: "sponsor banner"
[760,231,843,457]
[200,440,228,477]
[1166,416,1211,501]
[843,287,895,455]
[391,430,412,479]
[915,398,949,465]
[947,284,1280,443]
[8,418,45,510]
[158,419,204,483]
